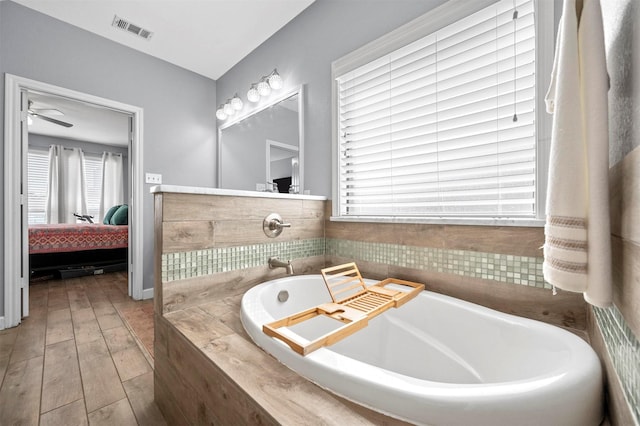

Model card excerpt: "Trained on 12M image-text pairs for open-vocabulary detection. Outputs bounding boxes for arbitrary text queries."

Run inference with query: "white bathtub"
[240,275,603,426]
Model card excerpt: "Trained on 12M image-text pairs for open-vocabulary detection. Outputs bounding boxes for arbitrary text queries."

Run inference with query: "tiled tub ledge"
[154,289,411,425]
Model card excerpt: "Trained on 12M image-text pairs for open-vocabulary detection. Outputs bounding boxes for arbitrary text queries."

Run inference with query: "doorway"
[4,74,145,329]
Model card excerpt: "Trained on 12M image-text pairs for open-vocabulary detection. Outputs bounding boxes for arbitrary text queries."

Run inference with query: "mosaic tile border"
[325,238,549,289]
[162,237,548,288]
[593,306,640,425]
[161,238,324,282]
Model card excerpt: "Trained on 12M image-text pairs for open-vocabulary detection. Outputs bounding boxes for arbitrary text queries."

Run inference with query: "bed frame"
[29,223,128,280]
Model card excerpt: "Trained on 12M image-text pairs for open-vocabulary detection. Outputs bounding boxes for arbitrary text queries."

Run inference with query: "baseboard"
[142,287,154,300]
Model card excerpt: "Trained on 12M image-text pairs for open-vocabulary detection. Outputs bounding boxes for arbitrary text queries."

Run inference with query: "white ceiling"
[28,92,131,146]
[15,0,315,146]
[14,0,315,80]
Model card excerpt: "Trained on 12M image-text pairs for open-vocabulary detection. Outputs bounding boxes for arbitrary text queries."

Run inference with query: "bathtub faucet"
[268,257,294,275]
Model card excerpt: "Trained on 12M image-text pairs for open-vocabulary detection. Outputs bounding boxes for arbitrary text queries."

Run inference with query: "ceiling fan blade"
[29,100,64,116]
[33,108,64,116]
[33,113,73,128]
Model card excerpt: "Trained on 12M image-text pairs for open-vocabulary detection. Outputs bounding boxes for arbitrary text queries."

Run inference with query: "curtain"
[46,145,88,224]
[99,152,124,220]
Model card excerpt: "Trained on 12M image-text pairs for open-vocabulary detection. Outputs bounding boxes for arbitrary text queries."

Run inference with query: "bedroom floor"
[0,272,166,425]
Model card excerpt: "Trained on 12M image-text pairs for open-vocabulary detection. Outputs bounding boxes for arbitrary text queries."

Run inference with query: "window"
[83,153,104,220]
[333,0,552,225]
[28,148,106,224]
[27,149,49,224]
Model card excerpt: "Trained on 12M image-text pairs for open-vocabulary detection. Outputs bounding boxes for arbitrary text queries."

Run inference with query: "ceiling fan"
[28,101,73,128]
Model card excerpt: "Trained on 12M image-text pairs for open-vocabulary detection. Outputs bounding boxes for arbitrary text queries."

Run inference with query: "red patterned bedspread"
[29,224,128,254]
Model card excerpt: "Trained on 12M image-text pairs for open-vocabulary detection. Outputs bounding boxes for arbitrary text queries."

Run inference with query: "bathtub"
[240,275,603,426]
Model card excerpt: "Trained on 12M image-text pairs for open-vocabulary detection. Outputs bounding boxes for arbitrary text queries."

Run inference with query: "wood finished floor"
[0,272,166,426]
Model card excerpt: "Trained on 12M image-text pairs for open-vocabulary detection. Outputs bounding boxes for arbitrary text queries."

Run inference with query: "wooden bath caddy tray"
[263,263,424,356]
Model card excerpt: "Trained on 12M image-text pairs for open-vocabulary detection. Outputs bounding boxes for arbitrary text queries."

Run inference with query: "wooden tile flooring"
[0,272,166,426]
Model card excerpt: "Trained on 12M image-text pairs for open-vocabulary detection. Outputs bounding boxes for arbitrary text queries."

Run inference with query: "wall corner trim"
[142,287,154,300]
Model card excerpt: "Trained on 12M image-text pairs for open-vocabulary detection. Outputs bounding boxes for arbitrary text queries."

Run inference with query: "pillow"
[103,205,122,225]
[110,204,128,225]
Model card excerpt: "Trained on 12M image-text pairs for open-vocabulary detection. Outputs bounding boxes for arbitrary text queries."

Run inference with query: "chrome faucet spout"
[268,257,294,275]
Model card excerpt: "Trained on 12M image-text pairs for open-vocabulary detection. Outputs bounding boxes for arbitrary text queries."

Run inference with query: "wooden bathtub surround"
[155,190,326,316]
[324,203,545,258]
[587,145,640,426]
[161,256,325,315]
[264,263,425,355]
[609,147,640,339]
[153,189,600,424]
[160,192,324,252]
[154,190,410,424]
[154,273,412,425]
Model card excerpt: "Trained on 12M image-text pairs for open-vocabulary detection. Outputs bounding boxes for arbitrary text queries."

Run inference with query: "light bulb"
[268,70,283,90]
[257,79,271,96]
[231,94,243,111]
[247,85,260,103]
[215,106,227,120]
[223,102,234,116]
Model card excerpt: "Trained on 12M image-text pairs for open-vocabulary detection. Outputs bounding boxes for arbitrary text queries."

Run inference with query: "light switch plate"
[145,173,162,184]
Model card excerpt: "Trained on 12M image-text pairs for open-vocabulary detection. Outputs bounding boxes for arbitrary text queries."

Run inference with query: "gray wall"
[216,0,447,197]
[28,134,130,205]
[0,0,217,313]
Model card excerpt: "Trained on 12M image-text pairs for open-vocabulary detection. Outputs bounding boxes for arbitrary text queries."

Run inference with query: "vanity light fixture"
[215,105,228,120]
[246,68,284,103]
[230,93,243,111]
[216,93,249,120]
[257,78,272,97]
[217,93,245,120]
[267,69,283,90]
[223,102,235,116]
[247,84,260,103]
[219,70,284,120]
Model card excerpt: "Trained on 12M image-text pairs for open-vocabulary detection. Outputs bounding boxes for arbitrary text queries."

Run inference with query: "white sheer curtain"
[99,152,124,220]
[46,145,88,224]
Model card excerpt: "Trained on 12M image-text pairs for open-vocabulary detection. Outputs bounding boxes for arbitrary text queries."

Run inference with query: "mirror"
[218,86,304,193]
[267,140,299,193]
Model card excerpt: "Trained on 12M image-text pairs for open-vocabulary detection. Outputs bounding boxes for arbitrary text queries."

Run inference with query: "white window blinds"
[83,154,104,221]
[27,149,49,224]
[337,0,536,219]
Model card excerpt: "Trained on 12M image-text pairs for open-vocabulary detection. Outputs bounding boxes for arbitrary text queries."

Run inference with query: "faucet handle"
[263,213,291,238]
[274,220,291,229]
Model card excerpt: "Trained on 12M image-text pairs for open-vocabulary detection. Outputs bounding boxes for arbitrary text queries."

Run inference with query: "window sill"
[329,215,545,228]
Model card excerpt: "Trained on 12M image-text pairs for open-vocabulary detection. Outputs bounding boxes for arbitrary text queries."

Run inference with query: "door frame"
[4,74,145,328]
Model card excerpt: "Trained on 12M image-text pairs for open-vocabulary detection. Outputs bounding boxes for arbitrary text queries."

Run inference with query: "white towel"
[544,0,612,307]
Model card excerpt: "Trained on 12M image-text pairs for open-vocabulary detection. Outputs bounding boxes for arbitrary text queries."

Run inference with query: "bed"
[29,223,128,279]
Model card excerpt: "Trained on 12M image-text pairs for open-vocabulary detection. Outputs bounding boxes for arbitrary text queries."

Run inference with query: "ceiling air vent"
[112,15,153,40]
